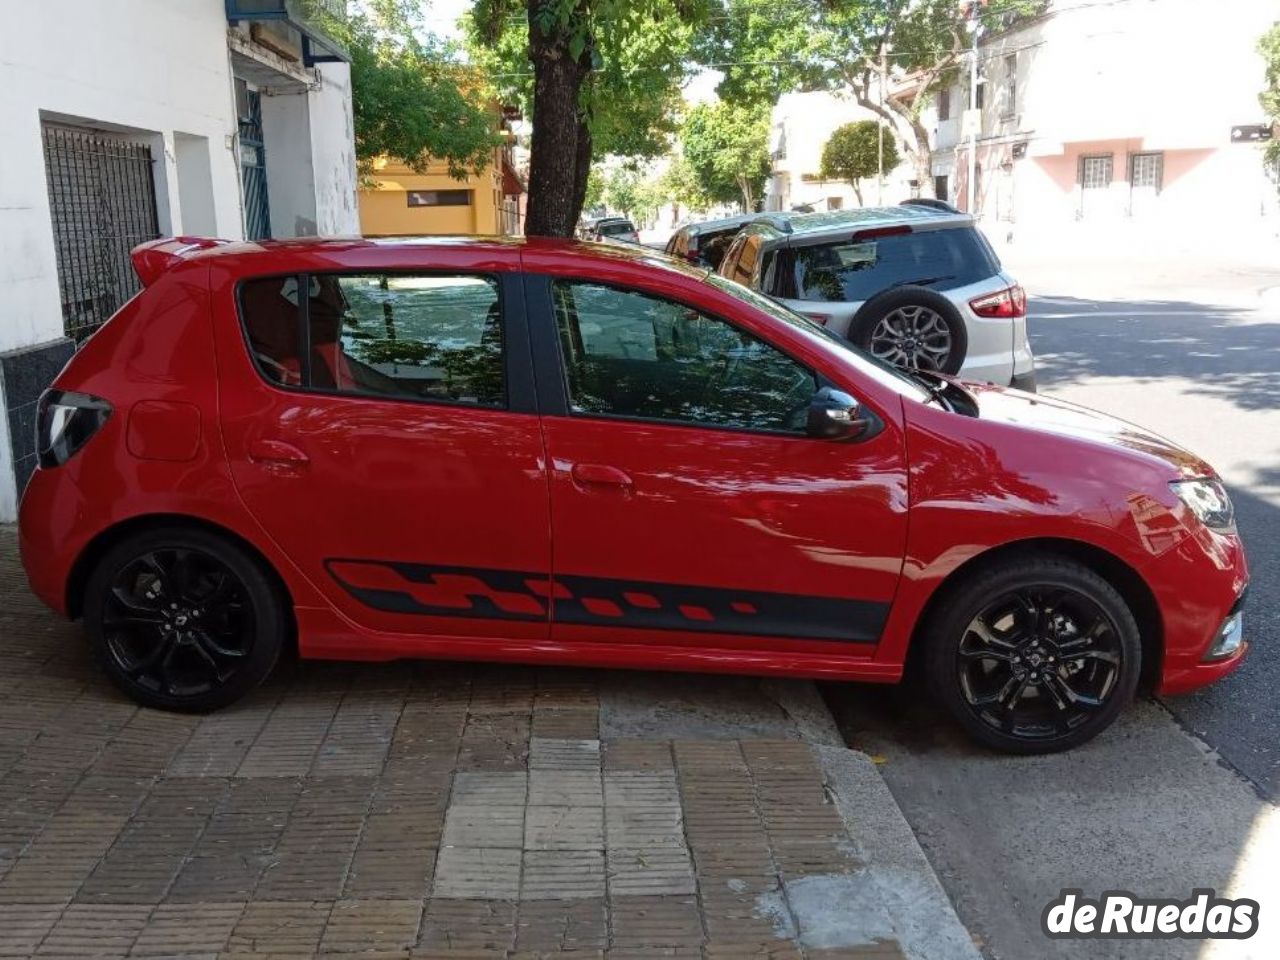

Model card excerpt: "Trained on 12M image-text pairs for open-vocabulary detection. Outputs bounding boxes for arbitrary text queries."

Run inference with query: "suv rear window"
[773,227,1000,302]
[599,220,636,236]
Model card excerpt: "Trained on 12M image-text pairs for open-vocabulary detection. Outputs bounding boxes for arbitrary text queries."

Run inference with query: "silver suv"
[717,207,1035,390]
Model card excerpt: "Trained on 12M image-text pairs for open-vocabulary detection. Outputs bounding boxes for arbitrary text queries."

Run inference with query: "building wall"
[359,160,509,237]
[767,91,915,212]
[931,0,1278,229]
[0,0,358,521]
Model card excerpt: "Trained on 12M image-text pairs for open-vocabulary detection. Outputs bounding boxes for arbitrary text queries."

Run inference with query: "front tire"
[922,556,1141,754]
[84,527,285,712]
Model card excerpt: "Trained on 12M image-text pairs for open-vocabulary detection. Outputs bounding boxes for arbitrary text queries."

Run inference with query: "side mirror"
[806,386,875,441]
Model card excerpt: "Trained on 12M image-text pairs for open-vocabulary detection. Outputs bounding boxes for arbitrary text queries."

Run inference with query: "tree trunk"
[737,175,754,212]
[524,2,592,237]
[904,115,935,198]
[851,87,936,200]
[851,180,863,206]
[568,111,593,225]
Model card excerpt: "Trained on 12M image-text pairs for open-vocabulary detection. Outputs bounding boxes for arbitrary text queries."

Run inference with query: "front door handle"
[570,463,633,490]
[248,439,310,470]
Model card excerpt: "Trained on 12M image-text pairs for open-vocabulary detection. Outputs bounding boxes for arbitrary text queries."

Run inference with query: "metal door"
[237,85,272,240]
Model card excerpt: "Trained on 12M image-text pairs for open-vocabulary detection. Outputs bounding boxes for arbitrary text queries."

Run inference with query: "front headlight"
[1169,478,1235,532]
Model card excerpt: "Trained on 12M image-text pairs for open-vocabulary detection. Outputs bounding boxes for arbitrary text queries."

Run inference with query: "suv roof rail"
[749,214,793,234]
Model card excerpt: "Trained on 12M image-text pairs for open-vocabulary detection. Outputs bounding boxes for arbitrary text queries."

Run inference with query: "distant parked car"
[583,216,640,244]
[716,206,1035,390]
[664,214,756,269]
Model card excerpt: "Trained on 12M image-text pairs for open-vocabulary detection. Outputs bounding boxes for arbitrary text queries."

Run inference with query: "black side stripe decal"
[326,559,888,643]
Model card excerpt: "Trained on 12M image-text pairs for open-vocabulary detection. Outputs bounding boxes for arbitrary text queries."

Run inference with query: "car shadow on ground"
[1029,296,1280,413]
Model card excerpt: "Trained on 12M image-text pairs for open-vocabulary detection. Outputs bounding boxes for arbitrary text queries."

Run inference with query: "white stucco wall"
[0,1,358,522]
[310,62,360,236]
[0,0,244,356]
[767,91,914,211]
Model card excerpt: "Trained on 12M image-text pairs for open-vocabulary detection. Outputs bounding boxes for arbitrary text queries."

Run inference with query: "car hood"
[962,382,1214,479]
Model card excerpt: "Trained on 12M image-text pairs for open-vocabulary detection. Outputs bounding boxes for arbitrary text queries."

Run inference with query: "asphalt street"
[823,248,1280,960]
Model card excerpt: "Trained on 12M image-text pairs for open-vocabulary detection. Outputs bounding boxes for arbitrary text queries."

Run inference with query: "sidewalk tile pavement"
[0,529,905,958]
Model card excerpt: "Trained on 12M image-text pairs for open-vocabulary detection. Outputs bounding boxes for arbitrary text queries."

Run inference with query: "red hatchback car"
[20,236,1247,752]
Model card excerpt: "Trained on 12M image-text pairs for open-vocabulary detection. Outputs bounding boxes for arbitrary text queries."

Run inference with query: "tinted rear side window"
[776,228,1000,302]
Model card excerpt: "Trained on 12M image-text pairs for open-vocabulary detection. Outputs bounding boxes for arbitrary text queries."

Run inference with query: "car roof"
[744,205,974,244]
[675,213,757,238]
[150,234,706,282]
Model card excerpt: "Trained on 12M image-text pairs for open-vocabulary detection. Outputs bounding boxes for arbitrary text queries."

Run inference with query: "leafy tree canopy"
[1261,21,1280,184]
[698,0,1044,194]
[820,121,900,202]
[323,0,501,178]
[468,1,707,161]
[681,100,771,210]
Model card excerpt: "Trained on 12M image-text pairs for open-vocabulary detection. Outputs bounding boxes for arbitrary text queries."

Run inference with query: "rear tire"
[849,285,968,375]
[922,555,1141,754]
[84,526,284,712]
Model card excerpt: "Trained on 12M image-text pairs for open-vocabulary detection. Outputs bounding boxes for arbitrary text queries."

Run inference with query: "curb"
[759,678,847,746]
[818,744,982,960]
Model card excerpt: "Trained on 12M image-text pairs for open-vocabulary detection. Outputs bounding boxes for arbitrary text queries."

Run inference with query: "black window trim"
[528,272,833,440]
[233,268,538,415]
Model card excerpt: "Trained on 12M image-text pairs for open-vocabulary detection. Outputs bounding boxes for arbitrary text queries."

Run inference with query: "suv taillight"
[969,285,1027,319]
[36,390,112,468]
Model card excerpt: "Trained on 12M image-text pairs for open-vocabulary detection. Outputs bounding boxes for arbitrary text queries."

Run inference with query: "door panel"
[538,278,909,654]
[216,268,552,642]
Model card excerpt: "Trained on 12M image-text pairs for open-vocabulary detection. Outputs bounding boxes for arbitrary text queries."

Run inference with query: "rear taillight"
[969,284,1027,319]
[36,390,112,468]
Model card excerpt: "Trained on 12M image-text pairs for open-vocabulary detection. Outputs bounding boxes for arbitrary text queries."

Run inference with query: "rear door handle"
[248,439,310,469]
[570,463,633,490]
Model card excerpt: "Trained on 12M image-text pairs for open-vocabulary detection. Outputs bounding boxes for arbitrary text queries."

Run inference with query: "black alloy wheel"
[85,528,284,711]
[924,556,1141,753]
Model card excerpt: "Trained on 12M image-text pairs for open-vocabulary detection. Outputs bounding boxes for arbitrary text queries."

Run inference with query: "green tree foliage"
[659,156,713,216]
[600,165,668,226]
[469,1,710,236]
[583,167,606,214]
[819,121,900,205]
[1261,22,1280,188]
[699,0,1043,196]
[321,0,500,178]
[681,101,771,210]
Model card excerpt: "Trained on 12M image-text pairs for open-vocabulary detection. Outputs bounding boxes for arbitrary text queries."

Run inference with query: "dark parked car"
[582,216,640,244]
[664,214,757,269]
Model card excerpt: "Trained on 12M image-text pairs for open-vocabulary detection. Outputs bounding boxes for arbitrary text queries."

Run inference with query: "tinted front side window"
[240,273,504,407]
[553,281,816,433]
[777,228,1000,302]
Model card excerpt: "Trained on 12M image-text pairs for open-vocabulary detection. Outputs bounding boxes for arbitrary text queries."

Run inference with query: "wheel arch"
[66,514,297,647]
[906,536,1163,691]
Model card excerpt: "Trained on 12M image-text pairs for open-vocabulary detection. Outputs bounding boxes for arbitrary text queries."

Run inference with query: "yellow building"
[359,143,525,238]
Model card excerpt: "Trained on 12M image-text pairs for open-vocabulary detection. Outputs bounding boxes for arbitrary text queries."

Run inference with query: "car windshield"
[778,227,1001,302]
[705,273,932,401]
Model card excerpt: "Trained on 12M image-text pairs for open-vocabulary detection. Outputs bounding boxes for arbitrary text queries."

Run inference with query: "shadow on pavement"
[1030,296,1280,413]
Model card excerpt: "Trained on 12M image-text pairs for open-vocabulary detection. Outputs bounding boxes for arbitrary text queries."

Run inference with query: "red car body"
[19,237,1247,698]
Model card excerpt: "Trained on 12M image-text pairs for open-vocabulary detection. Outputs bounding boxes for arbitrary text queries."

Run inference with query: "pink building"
[929,0,1279,236]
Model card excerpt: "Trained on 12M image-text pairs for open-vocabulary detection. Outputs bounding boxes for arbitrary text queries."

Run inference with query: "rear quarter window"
[777,227,1001,302]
